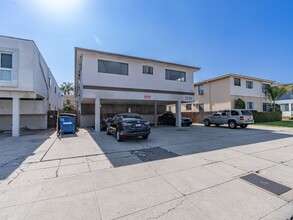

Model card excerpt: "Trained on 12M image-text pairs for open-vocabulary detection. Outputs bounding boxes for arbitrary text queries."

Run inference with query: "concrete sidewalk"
[0,125,293,219]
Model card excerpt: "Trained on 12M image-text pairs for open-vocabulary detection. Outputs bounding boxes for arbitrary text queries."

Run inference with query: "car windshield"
[122,114,143,119]
[241,110,252,116]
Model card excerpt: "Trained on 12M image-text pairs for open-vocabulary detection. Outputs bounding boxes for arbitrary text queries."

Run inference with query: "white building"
[276,86,293,118]
[0,35,62,136]
[75,48,200,131]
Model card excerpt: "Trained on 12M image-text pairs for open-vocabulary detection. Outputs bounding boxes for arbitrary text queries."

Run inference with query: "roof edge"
[75,47,201,71]
[194,73,276,86]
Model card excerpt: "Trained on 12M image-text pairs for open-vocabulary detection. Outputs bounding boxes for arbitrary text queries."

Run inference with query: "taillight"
[121,123,131,126]
[240,116,244,120]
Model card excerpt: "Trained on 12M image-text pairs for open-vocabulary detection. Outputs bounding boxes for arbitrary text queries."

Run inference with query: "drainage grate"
[131,147,178,162]
[240,173,291,196]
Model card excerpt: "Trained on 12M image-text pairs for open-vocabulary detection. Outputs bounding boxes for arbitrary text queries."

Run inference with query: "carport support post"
[95,98,100,132]
[12,97,20,137]
[176,100,182,127]
[154,100,157,127]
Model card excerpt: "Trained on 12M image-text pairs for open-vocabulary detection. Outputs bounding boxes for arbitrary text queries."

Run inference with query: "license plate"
[135,124,142,127]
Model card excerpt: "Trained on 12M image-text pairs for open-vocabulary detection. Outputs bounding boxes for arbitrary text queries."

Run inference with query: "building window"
[0,53,12,81]
[165,69,186,82]
[143,65,153,74]
[98,59,128,75]
[246,101,254,110]
[199,104,204,112]
[280,104,289,112]
[262,84,269,93]
[49,77,51,87]
[186,104,192,110]
[198,85,204,95]
[246,81,253,89]
[234,78,241,86]
[263,103,271,112]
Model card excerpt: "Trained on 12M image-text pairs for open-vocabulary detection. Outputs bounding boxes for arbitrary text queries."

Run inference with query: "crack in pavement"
[7,168,24,185]
[147,198,186,220]
[55,160,61,177]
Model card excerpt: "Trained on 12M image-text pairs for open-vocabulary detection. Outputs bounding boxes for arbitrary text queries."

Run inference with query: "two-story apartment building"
[193,74,275,112]
[0,35,62,136]
[75,48,200,131]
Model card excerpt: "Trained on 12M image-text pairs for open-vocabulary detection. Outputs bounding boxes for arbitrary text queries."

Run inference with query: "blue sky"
[1,0,293,85]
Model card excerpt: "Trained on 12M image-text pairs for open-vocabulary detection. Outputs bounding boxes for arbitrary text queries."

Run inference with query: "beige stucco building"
[193,74,275,112]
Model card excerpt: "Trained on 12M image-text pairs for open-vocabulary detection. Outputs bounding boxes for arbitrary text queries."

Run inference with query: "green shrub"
[235,98,245,109]
[63,104,75,112]
[252,111,282,123]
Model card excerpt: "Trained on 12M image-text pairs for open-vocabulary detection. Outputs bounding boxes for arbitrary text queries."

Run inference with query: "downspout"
[208,81,212,111]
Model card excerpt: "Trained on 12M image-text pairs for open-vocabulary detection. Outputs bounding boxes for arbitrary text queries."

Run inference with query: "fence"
[182,112,215,124]
[182,111,282,124]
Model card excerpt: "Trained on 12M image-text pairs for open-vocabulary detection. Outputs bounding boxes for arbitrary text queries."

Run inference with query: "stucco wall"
[80,52,195,94]
[0,37,35,90]
[0,115,47,131]
[195,77,231,112]
[230,95,271,112]
[229,77,267,98]
[0,99,45,114]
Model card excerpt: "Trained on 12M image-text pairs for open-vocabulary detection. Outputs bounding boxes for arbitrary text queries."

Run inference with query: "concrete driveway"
[0,124,293,220]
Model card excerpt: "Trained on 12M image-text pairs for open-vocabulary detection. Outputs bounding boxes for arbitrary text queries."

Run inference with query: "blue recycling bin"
[58,114,76,134]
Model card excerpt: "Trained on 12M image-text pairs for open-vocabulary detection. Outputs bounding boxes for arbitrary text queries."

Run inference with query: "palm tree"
[60,82,74,95]
[265,85,291,112]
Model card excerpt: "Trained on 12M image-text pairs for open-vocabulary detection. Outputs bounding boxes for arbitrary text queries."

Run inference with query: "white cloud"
[94,35,102,46]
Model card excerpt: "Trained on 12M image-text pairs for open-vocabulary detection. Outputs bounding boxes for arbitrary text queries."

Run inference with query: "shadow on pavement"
[0,129,56,181]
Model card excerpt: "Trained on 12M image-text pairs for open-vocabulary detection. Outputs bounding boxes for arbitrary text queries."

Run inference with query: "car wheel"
[240,124,248,128]
[116,130,122,142]
[204,119,211,127]
[142,135,149,139]
[106,127,111,135]
[215,124,220,127]
[228,120,237,129]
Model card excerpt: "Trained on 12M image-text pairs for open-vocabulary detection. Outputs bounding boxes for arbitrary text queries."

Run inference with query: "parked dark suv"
[158,112,192,126]
[106,113,150,142]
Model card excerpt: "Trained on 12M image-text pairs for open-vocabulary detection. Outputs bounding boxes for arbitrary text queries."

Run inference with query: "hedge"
[251,111,282,123]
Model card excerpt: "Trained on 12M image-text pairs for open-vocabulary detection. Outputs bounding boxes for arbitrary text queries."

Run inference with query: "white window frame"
[234,78,241,86]
[0,52,13,82]
[246,81,253,89]
[142,65,153,74]
[262,83,269,93]
[198,85,204,95]
[262,103,271,112]
[246,101,254,110]
[280,104,289,112]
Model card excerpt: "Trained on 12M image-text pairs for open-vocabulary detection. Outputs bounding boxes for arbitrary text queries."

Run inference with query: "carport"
[80,96,187,131]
